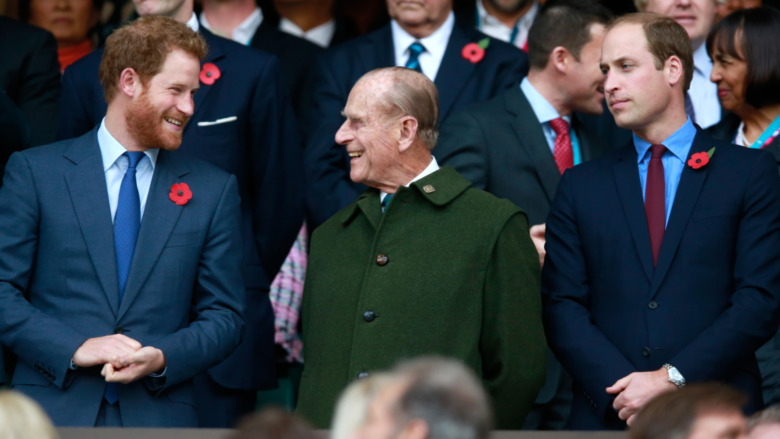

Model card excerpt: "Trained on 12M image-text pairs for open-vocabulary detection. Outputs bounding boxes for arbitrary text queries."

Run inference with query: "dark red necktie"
[550,117,573,174]
[645,144,667,266]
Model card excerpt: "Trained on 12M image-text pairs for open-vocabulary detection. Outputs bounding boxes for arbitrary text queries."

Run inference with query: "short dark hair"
[629,383,747,439]
[608,12,694,91]
[705,7,780,108]
[99,16,208,103]
[527,0,612,70]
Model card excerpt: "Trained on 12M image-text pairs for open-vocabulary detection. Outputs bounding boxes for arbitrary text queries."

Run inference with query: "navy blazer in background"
[56,27,304,393]
[0,130,244,426]
[302,22,529,228]
[542,130,780,429]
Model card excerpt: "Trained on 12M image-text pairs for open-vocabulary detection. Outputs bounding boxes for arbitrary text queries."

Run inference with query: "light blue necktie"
[405,42,426,73]
[105,151,144,405]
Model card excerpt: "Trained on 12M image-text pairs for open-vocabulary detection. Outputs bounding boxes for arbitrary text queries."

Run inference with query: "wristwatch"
[663,363,686,388]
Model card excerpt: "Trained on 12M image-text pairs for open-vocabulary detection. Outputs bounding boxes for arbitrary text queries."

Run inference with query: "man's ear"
[397,116,419,153]
[665,55,684,88]
[118,68,142,98]
[550,46,571,74]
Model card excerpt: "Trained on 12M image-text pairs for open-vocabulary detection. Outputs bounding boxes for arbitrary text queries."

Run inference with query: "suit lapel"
[505,87,560,202]
[435,24,476,122]
[117,150,191,320]
[613,145,654,282]
[63,130,121,315]
[361,25,394,73]
[650,132,710,296]
[190,28,225,124]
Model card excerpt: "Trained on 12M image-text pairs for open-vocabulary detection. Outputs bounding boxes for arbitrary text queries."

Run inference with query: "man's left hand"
[606,367,676,425]
[101,346,166,384]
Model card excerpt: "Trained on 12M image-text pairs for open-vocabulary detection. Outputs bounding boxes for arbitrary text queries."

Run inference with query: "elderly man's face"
[688,409,747,439]
[749,424,780,439]
[335,77,404,191]
[640,0,717,48]
[386,0,453,33]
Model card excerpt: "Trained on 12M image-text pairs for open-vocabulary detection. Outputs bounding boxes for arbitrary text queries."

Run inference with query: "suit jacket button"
[114,326,124,334]
[363,311,376,322]
[642,346,652,357]
[376,254,389,266]
[357,371,370,379]
[648,301,658,310]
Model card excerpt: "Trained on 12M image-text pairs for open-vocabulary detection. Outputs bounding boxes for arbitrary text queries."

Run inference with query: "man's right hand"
[72,334,142,368]
[530,223,546,267]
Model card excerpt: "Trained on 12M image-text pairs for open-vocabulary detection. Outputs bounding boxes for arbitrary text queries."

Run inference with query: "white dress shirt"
[391,12,455,82]
[279,17,335,48]
[689,44,721,129]
[475,0,538,50]
[200,7,262,46]
[98,119,158,221]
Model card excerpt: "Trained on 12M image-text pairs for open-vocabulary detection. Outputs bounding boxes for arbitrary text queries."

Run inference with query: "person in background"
[229,407,317,439]
[715,0,761,20]
[330,373,392,439]
[456,0,539,51]
[628,384,748,439]
[634,0,721,128]
[22,0,100,72]
[0,390,59,439]
[705,6,780,409]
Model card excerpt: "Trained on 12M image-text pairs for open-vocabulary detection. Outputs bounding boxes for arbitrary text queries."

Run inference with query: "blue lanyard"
[742,114,780,149]
[475,5,520,45]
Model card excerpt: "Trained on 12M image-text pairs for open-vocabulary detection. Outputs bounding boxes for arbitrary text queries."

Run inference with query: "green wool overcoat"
[296,166,547,429]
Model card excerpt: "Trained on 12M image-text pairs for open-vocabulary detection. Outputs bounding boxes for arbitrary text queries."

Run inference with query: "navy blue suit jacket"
[0,130,244,426]
[542,130,780,429]
[56,27,303,390]
[302,21,529,227]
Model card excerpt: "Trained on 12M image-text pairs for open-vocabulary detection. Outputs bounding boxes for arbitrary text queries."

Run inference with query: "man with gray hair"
[297,66,546,430]
[353,357,492,439]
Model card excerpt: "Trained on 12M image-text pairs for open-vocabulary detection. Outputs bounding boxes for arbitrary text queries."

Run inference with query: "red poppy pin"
[199,63,221,85]
[687,147,716,170]
[462,38,490,64]
[169,183,192,206]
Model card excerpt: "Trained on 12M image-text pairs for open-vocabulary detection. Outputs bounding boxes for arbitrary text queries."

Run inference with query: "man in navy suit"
[302,0,530,227]
[0,17,243,427]
[542,12,780,430]
[56,0,303,427]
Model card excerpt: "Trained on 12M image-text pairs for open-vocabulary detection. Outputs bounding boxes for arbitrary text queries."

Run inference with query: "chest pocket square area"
[197,116,237,127]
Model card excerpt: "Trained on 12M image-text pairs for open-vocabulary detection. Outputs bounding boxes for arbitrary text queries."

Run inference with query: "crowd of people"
[2,0,780,435]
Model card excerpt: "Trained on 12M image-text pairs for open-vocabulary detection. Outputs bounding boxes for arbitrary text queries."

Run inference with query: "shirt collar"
[391,11,455,65]
[520,77,569,124]
[633,116,696,164]
[199,7,262,45]
[279,17,335,48]
[97,118,159,171]
[186,12,199,32]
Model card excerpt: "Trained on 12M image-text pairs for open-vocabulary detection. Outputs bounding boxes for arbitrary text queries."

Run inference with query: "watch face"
[670,368,684,382]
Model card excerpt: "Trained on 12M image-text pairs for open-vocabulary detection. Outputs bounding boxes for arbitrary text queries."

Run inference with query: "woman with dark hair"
[707,7,780,164]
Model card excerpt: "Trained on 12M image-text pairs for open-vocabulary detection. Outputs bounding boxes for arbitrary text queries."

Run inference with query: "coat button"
[357,371,370,379]
[642,346,652,357]
[114,326,124,334]
[376,254,389,266]
[648,301,658,310]
[363,311,376,322]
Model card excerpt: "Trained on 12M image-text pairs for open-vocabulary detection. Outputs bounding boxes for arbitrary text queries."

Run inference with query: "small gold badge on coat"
[423,185,435,193]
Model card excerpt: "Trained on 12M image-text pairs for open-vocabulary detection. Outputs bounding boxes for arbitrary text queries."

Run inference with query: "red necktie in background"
[550,117,573,174]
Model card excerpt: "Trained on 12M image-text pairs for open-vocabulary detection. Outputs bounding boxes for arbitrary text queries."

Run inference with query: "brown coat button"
[376,254,389,266]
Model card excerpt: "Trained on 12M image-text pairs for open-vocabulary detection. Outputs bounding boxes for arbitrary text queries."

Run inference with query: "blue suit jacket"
[302,22,529,227]
[0,129,244,426]
[56,27,303,390]
[542,130,780,429]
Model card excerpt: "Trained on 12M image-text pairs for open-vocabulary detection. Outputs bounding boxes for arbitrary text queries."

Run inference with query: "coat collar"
[338,166,472,226]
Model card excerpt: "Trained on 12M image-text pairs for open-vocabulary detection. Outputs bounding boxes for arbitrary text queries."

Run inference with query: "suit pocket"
[165,232,203,248]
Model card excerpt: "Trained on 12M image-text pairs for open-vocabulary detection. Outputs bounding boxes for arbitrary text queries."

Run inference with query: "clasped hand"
[72,334,166,384]
[606,367,676,426]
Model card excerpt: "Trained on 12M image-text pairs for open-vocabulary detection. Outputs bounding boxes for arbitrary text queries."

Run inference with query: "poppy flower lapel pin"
[200,63,221,85]
[687,147,716,170]
[462,38,490,64]
[169,183,192,206]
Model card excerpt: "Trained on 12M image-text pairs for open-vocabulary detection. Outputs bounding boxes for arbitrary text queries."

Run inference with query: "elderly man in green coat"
[297,67,547,430]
